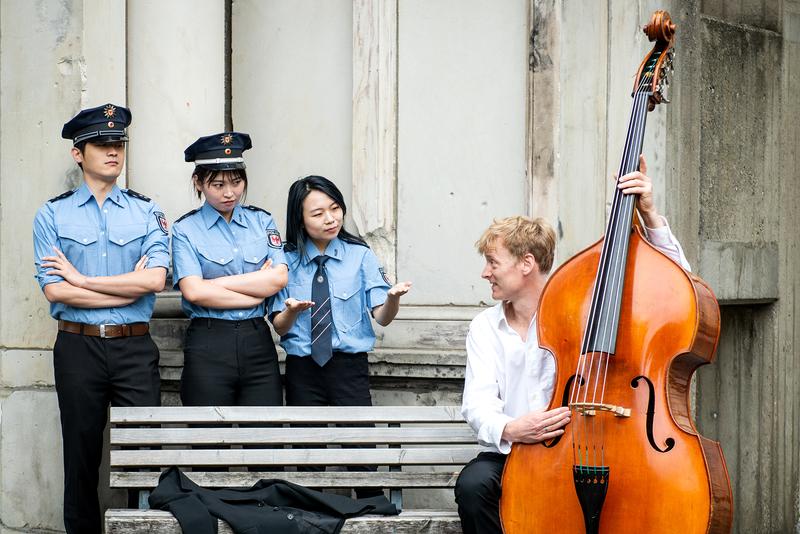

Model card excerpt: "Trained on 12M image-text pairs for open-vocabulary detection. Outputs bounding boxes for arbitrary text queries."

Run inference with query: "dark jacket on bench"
[149,467,399,534]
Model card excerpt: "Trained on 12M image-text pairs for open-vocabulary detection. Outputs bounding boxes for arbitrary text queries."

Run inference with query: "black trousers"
[285,352,381,498]
[53,330,161,534]
[180,318,282,407]
[454,451,507,534]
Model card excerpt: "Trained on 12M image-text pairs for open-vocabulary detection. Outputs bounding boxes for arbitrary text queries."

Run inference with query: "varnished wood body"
[500,230,733,534]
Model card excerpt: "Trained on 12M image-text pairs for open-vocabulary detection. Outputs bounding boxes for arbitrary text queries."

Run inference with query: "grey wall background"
[0,0,798,532]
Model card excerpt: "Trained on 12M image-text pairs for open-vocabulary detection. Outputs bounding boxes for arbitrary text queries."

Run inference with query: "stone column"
[126,0,226,222]
[0,0,125,530]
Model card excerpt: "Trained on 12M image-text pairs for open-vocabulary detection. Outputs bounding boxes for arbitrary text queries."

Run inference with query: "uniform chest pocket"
[197,245,235,279]
[330,277,364,332]
[107,224,147,272]
[57,225,98,273]
[242,238,270,268]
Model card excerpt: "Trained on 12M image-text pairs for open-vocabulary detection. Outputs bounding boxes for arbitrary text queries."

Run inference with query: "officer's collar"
[301,236,344,265]
[75,182,125,208]
[200,201,247,229]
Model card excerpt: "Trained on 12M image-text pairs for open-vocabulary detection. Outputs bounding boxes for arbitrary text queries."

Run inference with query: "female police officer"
[171,132,287,407]
[33,103,169,534]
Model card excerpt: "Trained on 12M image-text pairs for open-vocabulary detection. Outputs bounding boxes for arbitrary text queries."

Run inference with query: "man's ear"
[520,253,539,275]
[70,146,83,164]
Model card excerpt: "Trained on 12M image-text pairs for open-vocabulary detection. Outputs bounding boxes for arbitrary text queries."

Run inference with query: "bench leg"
[138,489,150,509]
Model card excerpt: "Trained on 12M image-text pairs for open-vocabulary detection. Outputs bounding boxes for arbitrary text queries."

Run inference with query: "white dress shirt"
[461,219,691,453]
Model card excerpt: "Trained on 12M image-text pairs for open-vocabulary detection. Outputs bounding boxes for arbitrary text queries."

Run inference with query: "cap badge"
[108,121,115,128]
[220,134,234,145]
[103,105,117,119]
[224,148,232,155]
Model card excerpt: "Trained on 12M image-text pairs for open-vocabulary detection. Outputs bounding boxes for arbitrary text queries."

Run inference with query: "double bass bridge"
[570,401,631,418]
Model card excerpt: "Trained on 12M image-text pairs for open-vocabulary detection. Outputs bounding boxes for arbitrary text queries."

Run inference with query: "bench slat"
[105,509,463,534]
[111,470,463,489]
[111,447,482,467]
[111,426,477,445]
[110,406,466,424]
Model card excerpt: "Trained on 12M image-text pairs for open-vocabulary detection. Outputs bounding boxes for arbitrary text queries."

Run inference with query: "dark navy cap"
[184,132,252,170]
[61,103,131,145]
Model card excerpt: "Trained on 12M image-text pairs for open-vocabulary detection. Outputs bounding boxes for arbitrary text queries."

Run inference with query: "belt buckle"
[99,324,107,338]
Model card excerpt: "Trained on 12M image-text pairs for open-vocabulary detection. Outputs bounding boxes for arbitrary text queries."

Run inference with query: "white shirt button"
[103,209,108,213]
[82,238,88,243]
[102,253,107,257]
[238,312,243,317]
[233,248,238,253]
[100,231,104,235]
[118,239,124,244]
[219,258,225,262]
[252,257,257,262]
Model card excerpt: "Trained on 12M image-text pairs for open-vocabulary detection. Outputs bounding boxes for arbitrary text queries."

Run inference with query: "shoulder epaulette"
[123,189,151,202]
[243,205,271,216]
[48,190,75,203]
[175,208,200,224]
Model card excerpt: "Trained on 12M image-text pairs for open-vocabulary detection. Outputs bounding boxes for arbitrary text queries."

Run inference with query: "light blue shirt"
[32,182,170,324]
[171,201,287,320]
[269,237,390,356]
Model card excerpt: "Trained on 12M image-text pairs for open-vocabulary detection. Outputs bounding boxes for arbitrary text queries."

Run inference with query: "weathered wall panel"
[232,0,354,232]
[397,0,528,305]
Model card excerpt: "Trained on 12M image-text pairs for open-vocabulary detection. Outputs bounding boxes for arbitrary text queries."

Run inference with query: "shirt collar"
[74,182,125,208]
[301,237,345,266]
[495,301,537,334]
[200,202,246,229]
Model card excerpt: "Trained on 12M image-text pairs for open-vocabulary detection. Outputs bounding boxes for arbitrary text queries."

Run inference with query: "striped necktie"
[310,255,333,367]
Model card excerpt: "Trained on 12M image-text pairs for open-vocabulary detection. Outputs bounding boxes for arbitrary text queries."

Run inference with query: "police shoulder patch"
[267,229,282,249]
[123,188,152,202]
[244,204,271,216]
[379,267,392,285]
[154,211,169,234]
[174,208,200,224]
[48,190,75,203]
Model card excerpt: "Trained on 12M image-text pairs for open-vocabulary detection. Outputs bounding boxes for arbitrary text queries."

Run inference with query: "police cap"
[184,132,252,170]
[61,103,131,145]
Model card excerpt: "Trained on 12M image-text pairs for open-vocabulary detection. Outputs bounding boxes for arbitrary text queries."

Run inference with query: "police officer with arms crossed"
[454,157,692,533]
[32,104,169,534]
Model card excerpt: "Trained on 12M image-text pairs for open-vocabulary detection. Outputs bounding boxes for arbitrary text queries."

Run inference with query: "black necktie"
[310,255,333,366]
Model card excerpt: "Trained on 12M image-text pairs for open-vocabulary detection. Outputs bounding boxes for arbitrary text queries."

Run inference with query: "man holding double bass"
[455,156,690,533]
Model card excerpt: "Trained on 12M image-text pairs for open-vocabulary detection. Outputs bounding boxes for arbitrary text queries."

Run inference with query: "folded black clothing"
[149,466,399,534]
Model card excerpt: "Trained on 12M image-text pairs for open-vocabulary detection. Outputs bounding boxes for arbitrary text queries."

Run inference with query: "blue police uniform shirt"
[171,201,288,320]
[33,182,170,324]
[269,236,390,356]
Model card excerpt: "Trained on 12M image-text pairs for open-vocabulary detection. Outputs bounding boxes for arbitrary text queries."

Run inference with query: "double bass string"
[592,81,653,469]
[574,74,652,471]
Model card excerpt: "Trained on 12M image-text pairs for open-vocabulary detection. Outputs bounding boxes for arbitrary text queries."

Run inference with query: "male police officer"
[33,104,169,534]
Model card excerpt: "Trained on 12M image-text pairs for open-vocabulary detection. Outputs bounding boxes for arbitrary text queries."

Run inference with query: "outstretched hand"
[388,281,412,298]
[285,297,314,313]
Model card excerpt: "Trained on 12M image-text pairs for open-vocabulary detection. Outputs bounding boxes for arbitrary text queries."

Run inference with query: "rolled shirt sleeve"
[142,202,170,271]
[360,248,390,310]
[32,203,63,289]
[642,216,691,271]
[170,225,202,289]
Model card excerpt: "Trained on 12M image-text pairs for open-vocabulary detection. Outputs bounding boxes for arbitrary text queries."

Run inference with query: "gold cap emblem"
[220,134,233,145]
[103,105,116,119]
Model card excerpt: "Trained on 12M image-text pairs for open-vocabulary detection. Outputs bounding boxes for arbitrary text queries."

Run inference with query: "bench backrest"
[109,405,481,506]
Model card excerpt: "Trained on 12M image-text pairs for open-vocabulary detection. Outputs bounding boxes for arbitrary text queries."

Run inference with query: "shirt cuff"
[488,414,514,454]
[643,216,673,247]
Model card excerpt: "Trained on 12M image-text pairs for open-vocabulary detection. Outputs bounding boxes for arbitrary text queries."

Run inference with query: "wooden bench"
[105,405,481,533]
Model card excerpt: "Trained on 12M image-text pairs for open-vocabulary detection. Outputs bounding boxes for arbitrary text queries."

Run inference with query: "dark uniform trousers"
[180,317,283,406]
[53,330,161,534]
[285,352,382,499]
[454,451,508,534]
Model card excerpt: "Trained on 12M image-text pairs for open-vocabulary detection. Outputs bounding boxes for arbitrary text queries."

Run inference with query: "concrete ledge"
[699,240,779,305]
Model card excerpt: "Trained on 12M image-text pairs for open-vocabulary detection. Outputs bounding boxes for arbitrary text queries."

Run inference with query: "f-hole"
[630,375,675,453]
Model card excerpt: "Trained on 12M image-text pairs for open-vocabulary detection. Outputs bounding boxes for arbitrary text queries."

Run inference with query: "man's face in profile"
[480,239,528,301]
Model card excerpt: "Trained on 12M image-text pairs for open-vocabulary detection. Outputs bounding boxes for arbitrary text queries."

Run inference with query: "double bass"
[499,11,733,534]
